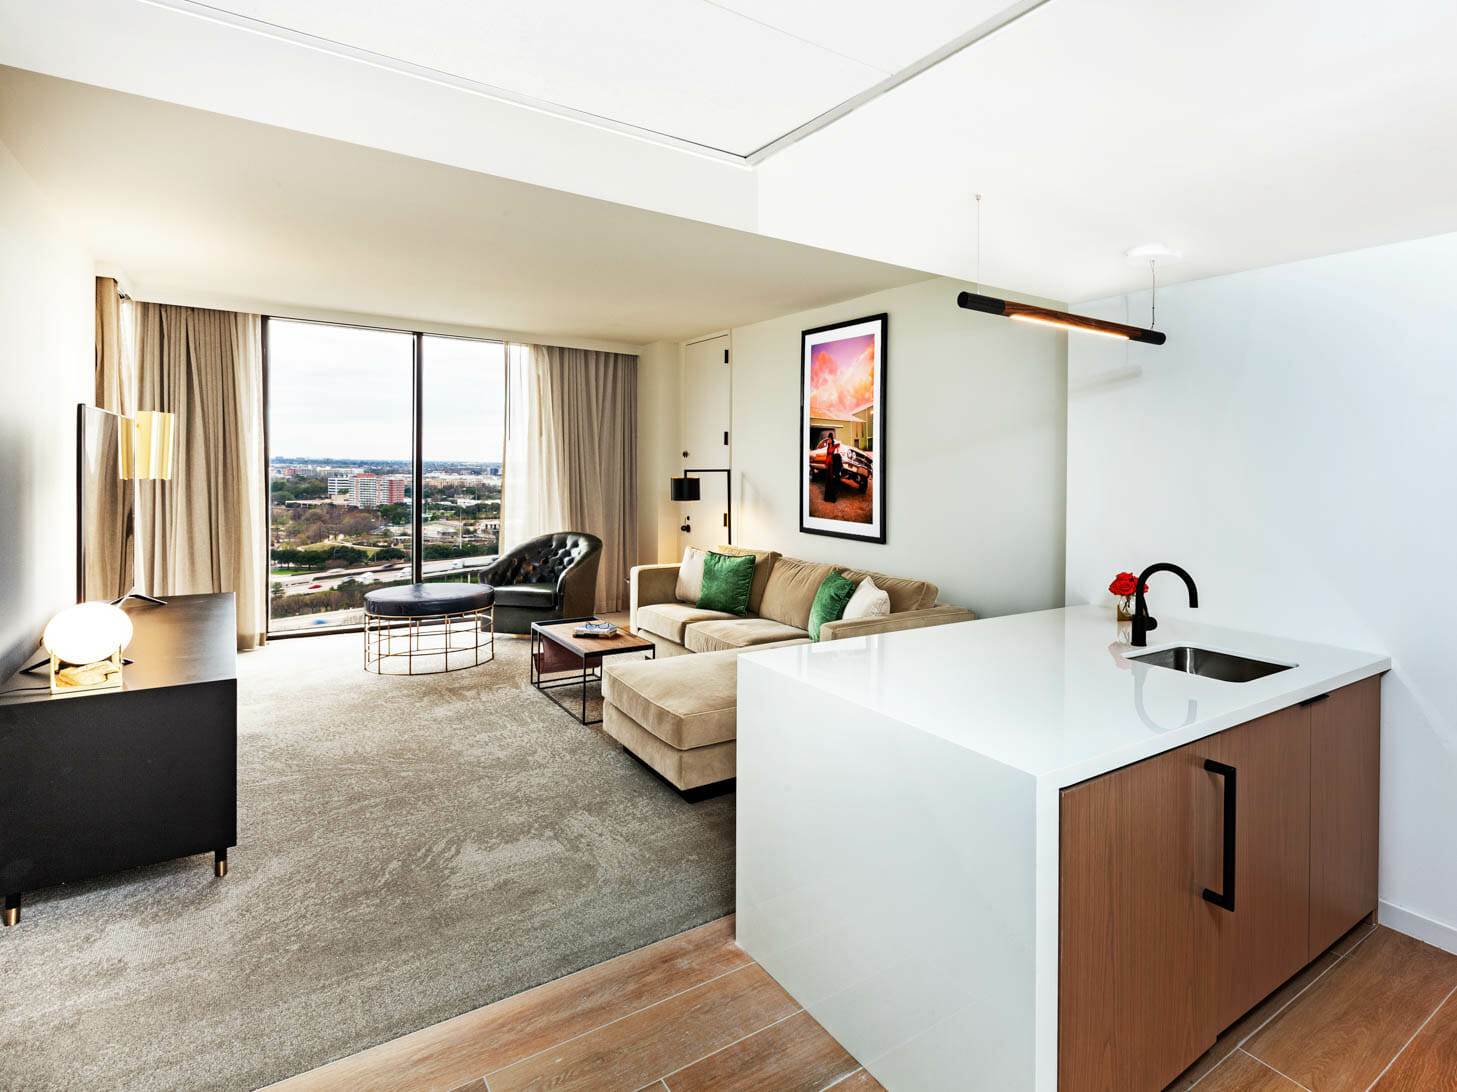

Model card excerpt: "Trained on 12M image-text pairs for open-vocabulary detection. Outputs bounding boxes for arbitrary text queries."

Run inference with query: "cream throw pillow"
[675,547,707,603]
[843,576,892,621]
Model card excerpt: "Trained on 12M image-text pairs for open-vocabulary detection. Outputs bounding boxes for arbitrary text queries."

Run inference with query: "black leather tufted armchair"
[477,532,603,634]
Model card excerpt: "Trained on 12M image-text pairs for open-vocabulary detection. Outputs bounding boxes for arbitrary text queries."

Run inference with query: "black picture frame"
[799,312,887,544]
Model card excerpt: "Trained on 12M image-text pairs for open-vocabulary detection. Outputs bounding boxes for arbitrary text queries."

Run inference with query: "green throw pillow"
[697,551,756,617]
[807,570,857,641]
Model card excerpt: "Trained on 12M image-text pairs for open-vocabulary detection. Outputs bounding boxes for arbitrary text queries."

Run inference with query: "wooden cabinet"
[1309,676,1382,954]
[1058,677,1381,1092]
[1060,742,1216,1092]
[1204,704,1311,1030]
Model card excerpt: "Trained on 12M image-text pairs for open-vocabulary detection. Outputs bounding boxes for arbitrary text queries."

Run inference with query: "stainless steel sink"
[1127,646,1294,683]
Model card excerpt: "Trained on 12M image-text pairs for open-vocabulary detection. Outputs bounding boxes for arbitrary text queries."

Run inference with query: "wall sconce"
[43,602,134,693]
[669,468,731,543]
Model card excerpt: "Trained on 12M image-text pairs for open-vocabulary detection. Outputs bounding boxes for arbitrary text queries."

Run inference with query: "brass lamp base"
[50,651,124,694]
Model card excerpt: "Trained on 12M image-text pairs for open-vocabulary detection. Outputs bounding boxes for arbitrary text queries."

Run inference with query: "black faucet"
[1131,563,1199,647]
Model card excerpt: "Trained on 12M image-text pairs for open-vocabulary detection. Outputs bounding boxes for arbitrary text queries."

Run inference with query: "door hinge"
[723,430,729,445]
[723,349,729,364]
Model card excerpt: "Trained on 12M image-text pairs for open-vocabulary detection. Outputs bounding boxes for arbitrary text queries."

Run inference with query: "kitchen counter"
[739,604,1388,788]
[734,606,1387,1091]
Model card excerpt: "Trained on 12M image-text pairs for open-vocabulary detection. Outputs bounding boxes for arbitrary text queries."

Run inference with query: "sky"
[267,319,506,462]
[809,332,876,419]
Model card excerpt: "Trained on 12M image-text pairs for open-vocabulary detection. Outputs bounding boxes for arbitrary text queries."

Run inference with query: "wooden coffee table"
[530,616,656,725]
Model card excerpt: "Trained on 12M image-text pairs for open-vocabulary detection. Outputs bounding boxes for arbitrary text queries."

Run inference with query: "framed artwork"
[799,312,886,543]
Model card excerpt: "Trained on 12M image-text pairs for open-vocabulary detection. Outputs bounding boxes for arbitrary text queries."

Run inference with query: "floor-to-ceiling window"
[265,319,507,634]
[420,335,507,579]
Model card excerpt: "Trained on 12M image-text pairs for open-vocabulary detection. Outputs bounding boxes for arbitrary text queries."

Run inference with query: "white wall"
[1065,233,1457,950]
[0,138,94,679]
[636,340,683,565]
[727,277,1067,617]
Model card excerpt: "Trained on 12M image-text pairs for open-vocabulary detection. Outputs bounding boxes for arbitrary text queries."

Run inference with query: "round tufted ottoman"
[363,583,495,674]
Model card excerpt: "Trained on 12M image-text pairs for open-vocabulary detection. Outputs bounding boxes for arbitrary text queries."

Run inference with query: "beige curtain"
[94,277,131,416]
[504,344,638,612]
[128,301,267,649]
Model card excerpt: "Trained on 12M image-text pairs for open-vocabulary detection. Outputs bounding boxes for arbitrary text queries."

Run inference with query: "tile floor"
[1166,920,1457,1091]
[268,916,881,1092]
[272,915,1457,1092]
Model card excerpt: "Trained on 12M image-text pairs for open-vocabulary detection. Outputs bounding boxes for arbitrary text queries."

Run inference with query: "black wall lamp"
[670,468,731,543]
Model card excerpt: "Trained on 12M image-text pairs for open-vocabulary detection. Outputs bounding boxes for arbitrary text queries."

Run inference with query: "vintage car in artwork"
[808,426,872,490]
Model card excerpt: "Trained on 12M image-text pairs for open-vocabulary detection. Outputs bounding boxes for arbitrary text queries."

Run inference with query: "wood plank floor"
[1168,921,1457,1092]
[266,916,883,1092]
[271,915,1457,1092]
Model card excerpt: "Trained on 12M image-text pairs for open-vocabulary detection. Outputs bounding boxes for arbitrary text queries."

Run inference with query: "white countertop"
[742,605,1389,787]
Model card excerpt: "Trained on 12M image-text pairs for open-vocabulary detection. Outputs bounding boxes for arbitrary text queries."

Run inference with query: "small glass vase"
[1116,595,1134,643]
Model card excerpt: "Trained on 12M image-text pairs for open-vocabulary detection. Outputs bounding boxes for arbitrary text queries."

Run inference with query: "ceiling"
[756,0,1457,300]
[138,0,1026,158]
[3,0,1456,308]
[0,66,929,344]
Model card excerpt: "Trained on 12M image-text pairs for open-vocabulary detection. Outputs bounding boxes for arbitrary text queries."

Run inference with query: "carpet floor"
[0,629,734,1091]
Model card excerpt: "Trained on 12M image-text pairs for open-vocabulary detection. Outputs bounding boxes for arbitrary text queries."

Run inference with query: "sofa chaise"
[602,545,975,793]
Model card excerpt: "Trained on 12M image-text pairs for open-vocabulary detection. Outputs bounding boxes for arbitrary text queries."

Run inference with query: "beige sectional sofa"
[603,546,975,793]
[629,545,966,652]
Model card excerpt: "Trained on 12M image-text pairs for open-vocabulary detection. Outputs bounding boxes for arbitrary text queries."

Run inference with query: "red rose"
[1108,572,1147,597]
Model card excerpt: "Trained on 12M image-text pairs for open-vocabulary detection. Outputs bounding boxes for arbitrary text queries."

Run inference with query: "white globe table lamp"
[42,602,134,693]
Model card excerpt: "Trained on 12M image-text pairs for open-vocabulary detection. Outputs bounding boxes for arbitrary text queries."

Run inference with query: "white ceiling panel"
[0,67,929,343]
[187,0,886,155]
[709,0,1019,72]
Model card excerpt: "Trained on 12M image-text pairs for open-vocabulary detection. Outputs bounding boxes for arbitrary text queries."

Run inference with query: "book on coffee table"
[573,622,619,638]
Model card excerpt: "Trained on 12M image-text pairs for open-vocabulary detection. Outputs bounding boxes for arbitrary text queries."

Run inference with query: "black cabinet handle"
[1299,693,1330,707]
[1203,759,1237,912]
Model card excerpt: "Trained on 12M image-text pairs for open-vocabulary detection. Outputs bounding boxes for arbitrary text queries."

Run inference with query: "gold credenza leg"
[215,850,228,878]
[3,894,19,926]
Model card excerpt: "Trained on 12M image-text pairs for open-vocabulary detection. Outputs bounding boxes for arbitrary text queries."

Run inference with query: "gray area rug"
[0,631,733,1090]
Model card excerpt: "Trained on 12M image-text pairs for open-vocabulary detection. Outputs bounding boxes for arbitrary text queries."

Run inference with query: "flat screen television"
[76,404,135,603]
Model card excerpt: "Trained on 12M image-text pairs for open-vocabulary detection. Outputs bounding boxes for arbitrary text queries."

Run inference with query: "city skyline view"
[266,318,507,632]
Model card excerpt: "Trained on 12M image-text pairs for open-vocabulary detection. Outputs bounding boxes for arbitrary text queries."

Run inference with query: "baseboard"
[1379,899,1457,956]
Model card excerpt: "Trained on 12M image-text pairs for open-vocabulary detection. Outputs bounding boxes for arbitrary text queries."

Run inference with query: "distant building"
[331,473,408,507]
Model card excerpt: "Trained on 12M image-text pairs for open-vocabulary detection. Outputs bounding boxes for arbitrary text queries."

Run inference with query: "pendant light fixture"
[956,196,1170,346]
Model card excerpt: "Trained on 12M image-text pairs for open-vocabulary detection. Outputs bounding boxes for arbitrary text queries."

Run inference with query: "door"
[679,335,730,551]
[1309,677,1381,954]
[1202,704,1311,1031]
[1059,741,1217,1092]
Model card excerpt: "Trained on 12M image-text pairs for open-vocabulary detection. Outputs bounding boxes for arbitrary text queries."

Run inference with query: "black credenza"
[0,593,237,926]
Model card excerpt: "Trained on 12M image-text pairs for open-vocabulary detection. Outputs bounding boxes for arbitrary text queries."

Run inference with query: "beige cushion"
[843,576,891,621]
[684,617,808,654]
[602,705,737,791]
[711,545,781,615]
[635,601,737,644]
[839,567,938,613]
[760,557,836,629]
[601,639,808,751]
[674,547,707,603]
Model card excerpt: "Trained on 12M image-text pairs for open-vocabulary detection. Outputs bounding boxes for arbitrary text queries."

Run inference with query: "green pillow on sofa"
[697,551,756,616]
[807,570,857,640]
